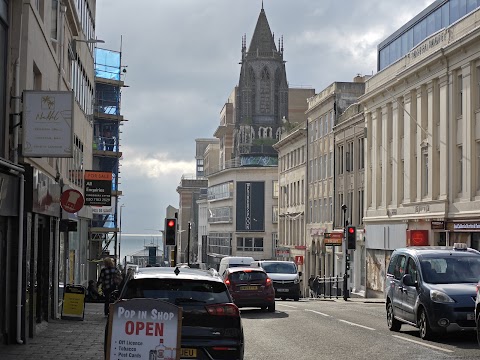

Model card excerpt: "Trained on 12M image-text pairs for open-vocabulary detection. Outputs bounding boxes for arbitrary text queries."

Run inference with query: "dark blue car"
[385,244,480,340]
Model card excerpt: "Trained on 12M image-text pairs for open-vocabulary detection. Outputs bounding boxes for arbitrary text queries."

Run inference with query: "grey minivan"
[385,244,480,340]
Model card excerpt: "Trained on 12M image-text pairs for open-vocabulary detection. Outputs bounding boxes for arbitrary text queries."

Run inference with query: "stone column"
[438,74,449,200]
[404,91,417,203]
[462,63,473,200]
[417,86,426,201]
[366,112,373,210]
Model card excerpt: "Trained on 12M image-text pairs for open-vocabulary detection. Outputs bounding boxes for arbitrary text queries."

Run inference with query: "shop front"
[445,221,480,250]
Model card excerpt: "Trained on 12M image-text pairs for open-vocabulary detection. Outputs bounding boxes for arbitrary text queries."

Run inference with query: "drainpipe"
[13,0,25,344]
[57,2,66,90]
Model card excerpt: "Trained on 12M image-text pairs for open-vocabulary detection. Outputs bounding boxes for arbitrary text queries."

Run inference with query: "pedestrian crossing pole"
[342,204,349,301]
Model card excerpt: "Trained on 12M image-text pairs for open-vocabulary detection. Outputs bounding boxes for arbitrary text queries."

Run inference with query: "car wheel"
[294,296,300,301]
[419,308,433,340]
[281,297,286,301]
[261,306,267,311]
[267,302,275,312]
[386,301,402,332]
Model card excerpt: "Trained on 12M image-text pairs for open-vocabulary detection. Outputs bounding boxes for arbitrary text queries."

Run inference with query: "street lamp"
[118,204,125,267]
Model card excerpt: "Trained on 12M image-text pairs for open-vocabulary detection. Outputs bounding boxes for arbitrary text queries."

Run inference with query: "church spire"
[248,5,277,54]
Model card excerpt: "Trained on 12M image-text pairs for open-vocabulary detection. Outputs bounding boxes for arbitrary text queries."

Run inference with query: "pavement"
[0,302,106,360]
[0,297,384,359]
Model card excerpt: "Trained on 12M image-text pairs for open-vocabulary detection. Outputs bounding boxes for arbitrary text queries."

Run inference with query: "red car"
[223,267,275,312]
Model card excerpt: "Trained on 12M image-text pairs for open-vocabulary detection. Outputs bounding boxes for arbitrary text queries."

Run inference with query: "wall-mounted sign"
[236,181,265,232]
[431,221,445,230]
[23,91,74,157]
[295,256,304,266]
[406,230,428,246]
[446,221,480,231]
[106,299,182,360]
[84,171,112,206]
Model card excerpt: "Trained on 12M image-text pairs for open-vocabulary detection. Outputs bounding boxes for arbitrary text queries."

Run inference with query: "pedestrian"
[97,257,121,316]
[308,275,315,298]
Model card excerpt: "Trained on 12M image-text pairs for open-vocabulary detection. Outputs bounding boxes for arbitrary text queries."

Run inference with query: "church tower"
[234,5,288,162]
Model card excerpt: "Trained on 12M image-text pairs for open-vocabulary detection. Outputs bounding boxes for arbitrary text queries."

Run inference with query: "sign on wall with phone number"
[106,299,182,360]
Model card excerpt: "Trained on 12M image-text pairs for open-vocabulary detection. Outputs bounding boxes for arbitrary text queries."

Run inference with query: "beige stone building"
[273,122,307,292]
[305,80,366,288]
[360,3,480,297]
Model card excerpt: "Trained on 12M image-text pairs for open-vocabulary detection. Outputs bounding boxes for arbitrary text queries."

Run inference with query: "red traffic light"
[167,220,175,228]
[348,227,355,234]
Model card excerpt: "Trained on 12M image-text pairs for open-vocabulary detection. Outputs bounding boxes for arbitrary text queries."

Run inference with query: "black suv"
[108,266,244,359]
[385,244,480,340]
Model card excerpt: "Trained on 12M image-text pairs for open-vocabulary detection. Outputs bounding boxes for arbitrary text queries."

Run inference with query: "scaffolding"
[90,47,126,263]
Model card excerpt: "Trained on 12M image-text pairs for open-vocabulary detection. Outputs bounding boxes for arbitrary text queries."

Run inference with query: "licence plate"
[276,288,288,292]
[241,286,258,291]
[467,313,475,320]
[180,348,197,358]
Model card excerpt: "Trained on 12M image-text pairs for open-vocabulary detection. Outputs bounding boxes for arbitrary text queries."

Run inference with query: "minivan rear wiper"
[175,297,206,304]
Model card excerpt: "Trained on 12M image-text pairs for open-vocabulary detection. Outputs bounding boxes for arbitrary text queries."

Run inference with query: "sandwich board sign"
[61,285,86,320]
[106,299,182,360]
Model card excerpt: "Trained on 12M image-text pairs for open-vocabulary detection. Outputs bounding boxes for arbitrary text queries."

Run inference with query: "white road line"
[391,335,454,353]
[305,309,330,317]
[276,303,297,309]
[338,319,376,331]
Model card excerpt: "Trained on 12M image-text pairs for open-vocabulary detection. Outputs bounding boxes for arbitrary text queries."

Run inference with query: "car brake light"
[265,278,272,287]
[224,278,231,286]
[212,347,237,351]
[205,303,239,317]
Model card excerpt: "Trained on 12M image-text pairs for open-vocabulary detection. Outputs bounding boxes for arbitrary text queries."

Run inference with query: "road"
[241,298,479,360]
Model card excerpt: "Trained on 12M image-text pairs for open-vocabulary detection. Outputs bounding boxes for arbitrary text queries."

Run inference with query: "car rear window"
[262,262,297,274]
[229,271,267,282]
[123,278,231,304]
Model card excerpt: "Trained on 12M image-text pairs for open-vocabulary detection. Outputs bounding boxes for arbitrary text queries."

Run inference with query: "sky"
[95,0,435,235]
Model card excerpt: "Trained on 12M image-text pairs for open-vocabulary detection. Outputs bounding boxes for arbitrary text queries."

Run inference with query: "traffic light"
[165,218,177,246]
[346,225,356,250]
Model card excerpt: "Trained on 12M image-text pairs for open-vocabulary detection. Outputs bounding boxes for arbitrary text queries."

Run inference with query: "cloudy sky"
[95,0,435,236]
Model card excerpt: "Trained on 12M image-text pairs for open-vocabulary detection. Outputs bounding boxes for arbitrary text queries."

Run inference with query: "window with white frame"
[457,73,463,117]
[422,151,428,197]
[338,145,344,174]
[358,137,365,169]
[272,206,278,223]
[273,180,279,198]
[457,145,463,196]
[237,237,263,252]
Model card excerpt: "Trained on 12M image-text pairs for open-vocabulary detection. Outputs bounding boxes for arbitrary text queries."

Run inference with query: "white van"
[218,256,255,276]
[251,260,301,301]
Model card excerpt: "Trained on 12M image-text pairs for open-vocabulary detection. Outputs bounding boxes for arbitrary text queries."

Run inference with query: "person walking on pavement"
[97,257,121,316]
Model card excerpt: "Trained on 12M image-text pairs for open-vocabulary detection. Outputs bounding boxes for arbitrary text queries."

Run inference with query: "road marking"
[391,335,454,353]
[338,319,375,331]
[305,309,330,317]
[277,303,297,309]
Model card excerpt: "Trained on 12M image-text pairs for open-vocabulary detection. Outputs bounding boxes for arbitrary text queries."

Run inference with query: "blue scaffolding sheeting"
[95,48,121,80]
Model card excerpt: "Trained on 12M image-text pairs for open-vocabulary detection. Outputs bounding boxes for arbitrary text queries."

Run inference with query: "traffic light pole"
[342,204,349,301]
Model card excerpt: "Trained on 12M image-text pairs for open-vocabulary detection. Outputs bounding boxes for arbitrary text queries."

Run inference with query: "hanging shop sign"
[60,189,84,213]
[106,299,182,360]
[23,91,74,157]
[324,232,343,246]
[84,171,112,206]
[276,247,290,257]
[431,221,445,230]
[295,256,304,266]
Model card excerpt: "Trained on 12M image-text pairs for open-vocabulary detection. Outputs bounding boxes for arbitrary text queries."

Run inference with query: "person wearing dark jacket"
[97,257,120,316]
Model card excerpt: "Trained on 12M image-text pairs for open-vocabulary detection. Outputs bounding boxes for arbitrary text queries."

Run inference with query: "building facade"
[305,80,366,289]
[333,103,366,296]
[5,0,97,343]
[360,2,480,297]
[273,122,307,293]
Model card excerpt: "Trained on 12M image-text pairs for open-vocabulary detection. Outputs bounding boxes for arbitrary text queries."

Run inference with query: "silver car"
[476,280,480,347]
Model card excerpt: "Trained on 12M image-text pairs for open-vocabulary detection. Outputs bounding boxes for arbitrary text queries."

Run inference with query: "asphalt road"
[241,298,479,360]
